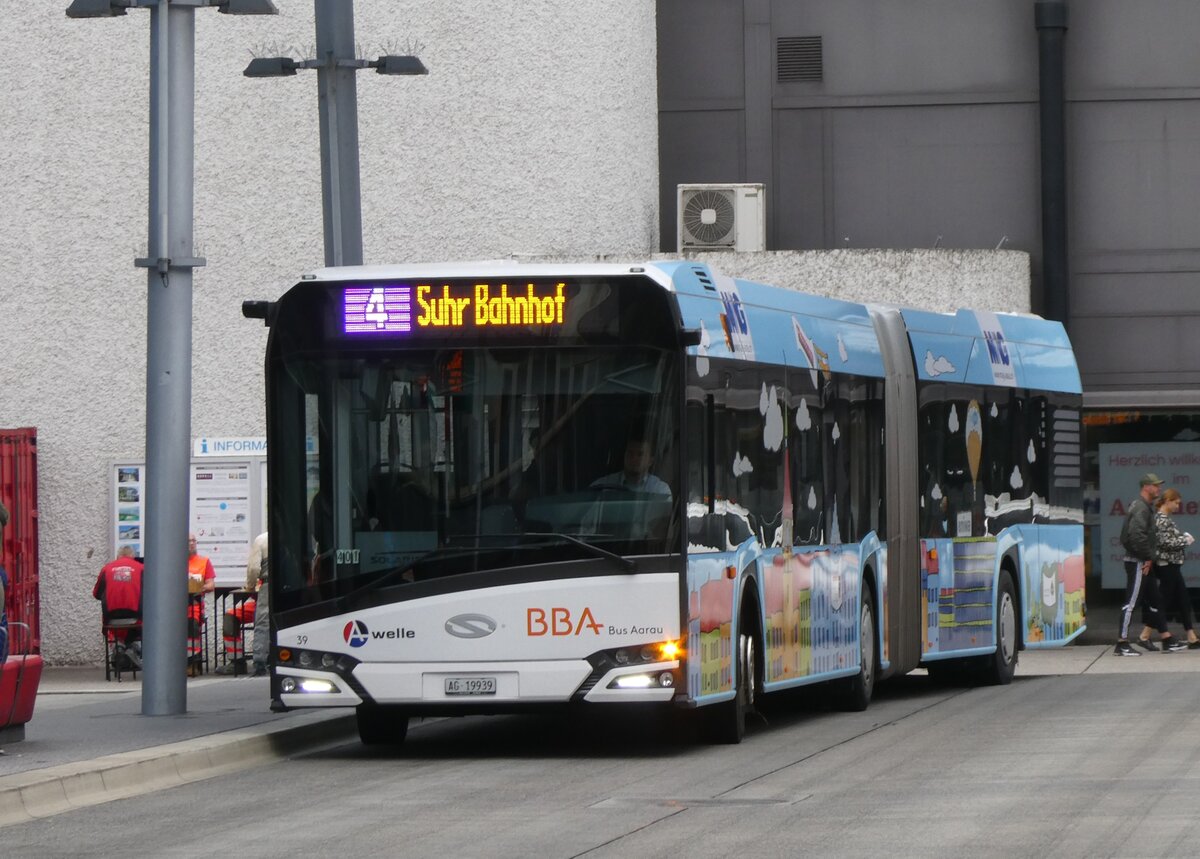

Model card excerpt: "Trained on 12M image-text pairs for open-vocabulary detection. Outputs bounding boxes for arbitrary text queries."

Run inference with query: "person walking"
[246,531,269,677]
[1115,473,1176,656]
[1152,487,1199,648]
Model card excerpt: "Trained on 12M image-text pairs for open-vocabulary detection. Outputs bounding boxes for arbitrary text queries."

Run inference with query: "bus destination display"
[343,282,567,336]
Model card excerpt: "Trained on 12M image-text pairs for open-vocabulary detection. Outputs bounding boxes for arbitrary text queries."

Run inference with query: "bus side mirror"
[242,300,273,326]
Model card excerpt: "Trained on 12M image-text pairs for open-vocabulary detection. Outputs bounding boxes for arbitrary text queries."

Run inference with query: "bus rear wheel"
[983,569,1018,685]
[356,704,410,746]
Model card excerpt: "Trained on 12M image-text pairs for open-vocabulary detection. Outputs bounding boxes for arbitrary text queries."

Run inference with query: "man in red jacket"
[94,546,144,668]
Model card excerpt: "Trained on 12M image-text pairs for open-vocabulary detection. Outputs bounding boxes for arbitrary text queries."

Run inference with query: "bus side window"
[788,366,823,546]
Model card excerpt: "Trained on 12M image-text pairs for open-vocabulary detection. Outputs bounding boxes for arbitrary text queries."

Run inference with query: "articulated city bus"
[244,260,1084,745]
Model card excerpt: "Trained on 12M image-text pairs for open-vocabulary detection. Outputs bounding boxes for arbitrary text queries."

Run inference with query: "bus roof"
[292,260,1080,394]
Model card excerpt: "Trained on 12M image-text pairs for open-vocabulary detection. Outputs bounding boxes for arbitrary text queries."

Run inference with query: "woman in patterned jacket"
[1154,488,1200,649]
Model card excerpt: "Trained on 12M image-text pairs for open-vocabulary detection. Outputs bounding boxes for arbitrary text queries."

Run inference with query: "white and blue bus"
[244,260,1084,745]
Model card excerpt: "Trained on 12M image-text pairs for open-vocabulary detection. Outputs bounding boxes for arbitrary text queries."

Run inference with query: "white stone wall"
[0,2,659,664]
[672,249,1031,313]
[0,4,1028,664]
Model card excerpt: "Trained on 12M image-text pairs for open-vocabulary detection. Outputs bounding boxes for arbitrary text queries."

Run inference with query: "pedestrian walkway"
[0,667,353,827]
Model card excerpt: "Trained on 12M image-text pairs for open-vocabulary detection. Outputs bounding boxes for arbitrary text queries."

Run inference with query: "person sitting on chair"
[93,546,144,670]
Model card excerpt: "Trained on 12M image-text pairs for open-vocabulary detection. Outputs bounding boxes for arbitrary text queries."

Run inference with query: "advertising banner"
[1098,442,1200,588]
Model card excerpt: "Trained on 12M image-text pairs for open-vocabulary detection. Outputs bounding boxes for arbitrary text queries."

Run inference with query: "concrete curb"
[0,711,356,828]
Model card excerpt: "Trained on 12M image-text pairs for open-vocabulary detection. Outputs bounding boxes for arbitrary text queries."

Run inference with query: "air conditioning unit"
[677,183,765,252]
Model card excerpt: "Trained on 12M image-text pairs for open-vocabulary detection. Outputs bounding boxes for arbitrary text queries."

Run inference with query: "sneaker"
[1163,639,1188,652]
[1135,638,1159,652]
[1188,640,1200,650]
[1114,641,1142,657]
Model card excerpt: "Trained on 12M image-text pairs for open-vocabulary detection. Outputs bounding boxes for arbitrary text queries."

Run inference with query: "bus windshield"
[273,344,681,607]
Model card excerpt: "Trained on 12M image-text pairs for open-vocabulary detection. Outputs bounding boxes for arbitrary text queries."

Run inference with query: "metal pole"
[141,0,197,715]
[315,0,364,267]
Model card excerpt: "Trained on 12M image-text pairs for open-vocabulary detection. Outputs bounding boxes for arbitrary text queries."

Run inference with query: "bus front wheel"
[838,583,876,711]
[703,626,757,744]
[356,704,410,746]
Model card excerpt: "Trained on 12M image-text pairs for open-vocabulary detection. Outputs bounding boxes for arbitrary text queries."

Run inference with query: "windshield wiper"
[524,532,637,572]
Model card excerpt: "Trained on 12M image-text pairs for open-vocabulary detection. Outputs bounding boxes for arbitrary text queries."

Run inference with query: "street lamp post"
[243,1,427,268]
[67,0,277,716]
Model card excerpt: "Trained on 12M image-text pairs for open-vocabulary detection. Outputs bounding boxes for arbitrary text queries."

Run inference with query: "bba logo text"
[527,606,602,636]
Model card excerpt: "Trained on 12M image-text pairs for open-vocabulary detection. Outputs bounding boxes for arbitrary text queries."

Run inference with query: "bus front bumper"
[276,658,681,709]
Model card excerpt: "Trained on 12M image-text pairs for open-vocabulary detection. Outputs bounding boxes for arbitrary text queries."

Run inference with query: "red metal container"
[0,428,41,737]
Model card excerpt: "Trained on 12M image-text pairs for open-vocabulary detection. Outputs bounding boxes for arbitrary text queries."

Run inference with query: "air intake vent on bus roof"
[777,36,823,83]
[693,266,716,291]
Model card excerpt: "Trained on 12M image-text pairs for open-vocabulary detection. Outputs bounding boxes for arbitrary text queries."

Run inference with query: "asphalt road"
[8,654,1200,858]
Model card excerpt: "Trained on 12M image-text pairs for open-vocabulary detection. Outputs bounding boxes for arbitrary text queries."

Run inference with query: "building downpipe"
[1035,1,1069,327]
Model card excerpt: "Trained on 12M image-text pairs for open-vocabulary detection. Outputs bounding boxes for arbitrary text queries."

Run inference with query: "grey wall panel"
[770,0,1035,97]
[1072,310,1200,391]
[658,110,747,250]
[773,109,827,248]
[1066,0,1200,91]
[1072,271,1200,317]
[819,104,1039,252]
[1070,101,1200,253]
[658,0,745,105]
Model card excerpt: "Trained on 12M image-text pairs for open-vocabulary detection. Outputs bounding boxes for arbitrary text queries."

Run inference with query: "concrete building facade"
[1,3,1069,663]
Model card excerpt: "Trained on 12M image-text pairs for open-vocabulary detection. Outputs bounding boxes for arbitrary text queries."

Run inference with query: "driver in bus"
[590,437,672,498]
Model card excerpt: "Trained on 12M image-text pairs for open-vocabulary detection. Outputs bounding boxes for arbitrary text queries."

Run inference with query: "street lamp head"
[373,55,428,76]
[217,0,279,14]
[66,0,129,18]
[243,56,299,78]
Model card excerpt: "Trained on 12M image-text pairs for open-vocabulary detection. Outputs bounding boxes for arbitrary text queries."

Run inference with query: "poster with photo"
[1099,442,1200,588]
[112,465,144,559]
[112,455,265,586]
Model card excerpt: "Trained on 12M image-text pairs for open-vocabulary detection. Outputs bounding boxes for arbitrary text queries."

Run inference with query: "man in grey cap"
[1115,473,1183,655]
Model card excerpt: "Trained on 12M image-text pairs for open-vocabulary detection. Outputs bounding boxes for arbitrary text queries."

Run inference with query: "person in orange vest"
[187,533,215,677]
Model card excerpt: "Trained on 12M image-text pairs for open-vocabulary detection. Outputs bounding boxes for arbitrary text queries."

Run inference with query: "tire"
[703,624,757,744]
[839,584,876,711]
[984,569,1018,685]
[356,704,410,746]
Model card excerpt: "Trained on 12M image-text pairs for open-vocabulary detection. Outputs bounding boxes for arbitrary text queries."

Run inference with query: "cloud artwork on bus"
[695,321,711,377]
[760,384,784,452]
[925,350,956,377]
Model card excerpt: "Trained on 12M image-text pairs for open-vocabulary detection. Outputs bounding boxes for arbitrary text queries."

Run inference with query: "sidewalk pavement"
[1,595,1196,829]
[0,667,354,828]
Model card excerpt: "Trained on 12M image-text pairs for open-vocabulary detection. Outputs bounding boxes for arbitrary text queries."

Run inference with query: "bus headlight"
[280,676,341,694]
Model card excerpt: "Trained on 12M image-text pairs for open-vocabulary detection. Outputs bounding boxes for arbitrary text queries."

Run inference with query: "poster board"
[1098,442,1200,589]
[111,453,267,588]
